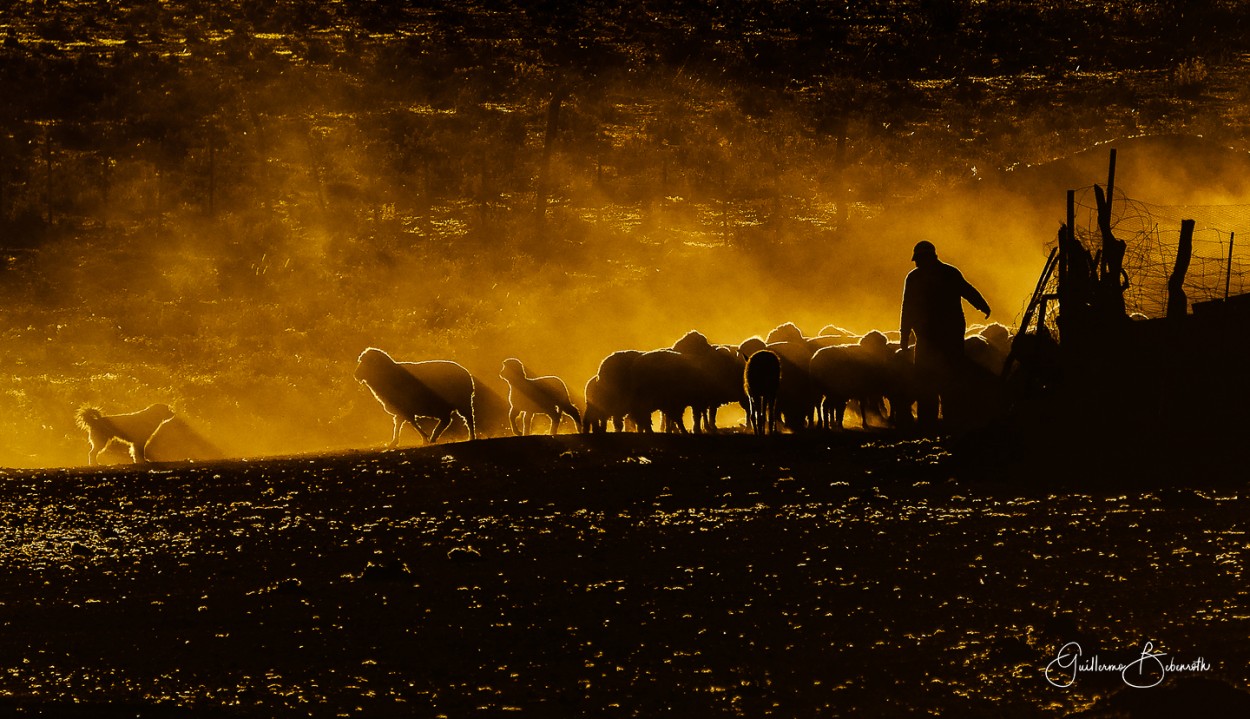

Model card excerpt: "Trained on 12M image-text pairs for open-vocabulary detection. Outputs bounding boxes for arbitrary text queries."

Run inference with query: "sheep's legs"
[428,417,448,443]
[388,416,405,448]
[550,410,562,436]
[508,409,523,436]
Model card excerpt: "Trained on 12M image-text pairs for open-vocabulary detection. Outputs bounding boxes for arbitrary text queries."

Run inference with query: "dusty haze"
[3,2,1250,467]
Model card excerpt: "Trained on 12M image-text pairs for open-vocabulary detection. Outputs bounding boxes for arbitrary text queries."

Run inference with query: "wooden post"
[1093,184,1127,319]
[1168,219,1195,319]
[1059,191,1075,319]
[1226,231,1235,301]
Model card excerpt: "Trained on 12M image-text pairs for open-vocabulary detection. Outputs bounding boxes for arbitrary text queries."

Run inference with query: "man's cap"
[912,240,937,261]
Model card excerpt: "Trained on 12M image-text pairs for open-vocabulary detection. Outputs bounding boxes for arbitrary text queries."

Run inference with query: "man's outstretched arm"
[962,279,991,318]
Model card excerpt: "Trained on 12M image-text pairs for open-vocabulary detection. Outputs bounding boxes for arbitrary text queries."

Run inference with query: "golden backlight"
[1,6,1249,467]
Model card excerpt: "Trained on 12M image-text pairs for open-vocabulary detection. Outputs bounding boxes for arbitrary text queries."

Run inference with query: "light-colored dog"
[75,403,175,465]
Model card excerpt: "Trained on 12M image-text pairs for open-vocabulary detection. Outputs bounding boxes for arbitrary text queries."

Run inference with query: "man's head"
[911,240,938,265]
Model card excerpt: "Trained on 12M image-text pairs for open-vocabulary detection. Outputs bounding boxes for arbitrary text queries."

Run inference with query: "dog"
[75,403,175,465]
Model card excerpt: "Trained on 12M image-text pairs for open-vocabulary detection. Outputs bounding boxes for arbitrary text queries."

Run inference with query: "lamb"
[354,347,476,447]
[75,403,175,465]
[499,358,582,436]
[744,349,782,435]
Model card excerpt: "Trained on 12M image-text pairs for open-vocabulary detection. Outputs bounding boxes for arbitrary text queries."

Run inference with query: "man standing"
[900,240,991,430]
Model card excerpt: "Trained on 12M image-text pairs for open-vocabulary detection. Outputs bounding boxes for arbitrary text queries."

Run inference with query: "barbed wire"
[1034,184,1250,326]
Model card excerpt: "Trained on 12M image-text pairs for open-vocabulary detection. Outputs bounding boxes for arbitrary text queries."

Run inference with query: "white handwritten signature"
[1045,641,1210,689]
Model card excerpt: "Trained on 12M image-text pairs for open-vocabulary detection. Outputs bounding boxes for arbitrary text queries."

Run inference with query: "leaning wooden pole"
[1168,219,1196,319]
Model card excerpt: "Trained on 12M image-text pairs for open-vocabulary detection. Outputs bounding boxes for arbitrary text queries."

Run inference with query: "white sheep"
[355,348,476,447]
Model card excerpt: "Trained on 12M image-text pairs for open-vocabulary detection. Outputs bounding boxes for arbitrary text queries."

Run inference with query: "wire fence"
[1039,184,1250,323]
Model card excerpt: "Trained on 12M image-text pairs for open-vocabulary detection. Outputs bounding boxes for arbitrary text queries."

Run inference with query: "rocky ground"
[0,432,1246,717]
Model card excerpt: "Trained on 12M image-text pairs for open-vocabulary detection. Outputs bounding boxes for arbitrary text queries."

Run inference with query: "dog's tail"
[75,407,104,431]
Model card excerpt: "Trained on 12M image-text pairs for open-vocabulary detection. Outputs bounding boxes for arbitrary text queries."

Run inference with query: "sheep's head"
[738,336,767,359]
[979,322,1011,348]
[766,322,805,345]
[859,330,889,356]
[499,358,526,380]
[355,347,391,383]
[672,330,711,355]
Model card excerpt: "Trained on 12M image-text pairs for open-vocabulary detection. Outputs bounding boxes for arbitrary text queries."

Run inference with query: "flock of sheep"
[353,321,1015,447]
[70,321,1013,466]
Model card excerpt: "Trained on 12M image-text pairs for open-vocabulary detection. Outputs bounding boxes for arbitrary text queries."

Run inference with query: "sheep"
[627,348,706,433]
[885,345,919,430]
[759,322,823,430]
[810,325,858,349]
[744,349,782,435]
[978,322,1012,356]
[768,338,817,431]
[765,322,807,346]
[499,358,582,436]
[587,349,643,432]
[966,322,1013,374]
[583,375,609,433]
[355,347,476,447]
[671,331,745,433]
[808,331,893,430]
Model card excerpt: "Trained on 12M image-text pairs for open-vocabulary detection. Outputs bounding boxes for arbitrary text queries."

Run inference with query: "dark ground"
[0,433,1246,717]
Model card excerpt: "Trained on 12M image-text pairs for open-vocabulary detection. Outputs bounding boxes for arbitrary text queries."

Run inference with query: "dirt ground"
[0,432,1246,717]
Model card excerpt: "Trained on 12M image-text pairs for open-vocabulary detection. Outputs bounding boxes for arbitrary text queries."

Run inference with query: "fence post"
[1168,219,1195,319]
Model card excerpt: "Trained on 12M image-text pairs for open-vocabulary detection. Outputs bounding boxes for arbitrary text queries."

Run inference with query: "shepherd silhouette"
[900,240,991,430]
